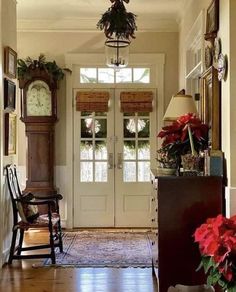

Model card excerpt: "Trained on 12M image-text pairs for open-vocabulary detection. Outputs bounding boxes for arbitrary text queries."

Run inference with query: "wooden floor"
[0,230,158,292]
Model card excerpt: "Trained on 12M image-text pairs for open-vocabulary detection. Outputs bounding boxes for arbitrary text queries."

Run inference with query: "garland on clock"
[17,54,64,82]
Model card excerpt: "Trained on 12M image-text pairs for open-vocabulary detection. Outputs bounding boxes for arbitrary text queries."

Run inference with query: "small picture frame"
[205,0,219,35]
[4,46,17,79]
[4,78,16,112]
[5,113,17,156]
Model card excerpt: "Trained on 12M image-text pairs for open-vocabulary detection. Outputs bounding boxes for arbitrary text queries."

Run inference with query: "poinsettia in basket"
[194,214,236,291]
[157,113,209,171]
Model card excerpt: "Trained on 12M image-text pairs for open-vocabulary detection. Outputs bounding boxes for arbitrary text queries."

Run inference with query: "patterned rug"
[44,231,152,267]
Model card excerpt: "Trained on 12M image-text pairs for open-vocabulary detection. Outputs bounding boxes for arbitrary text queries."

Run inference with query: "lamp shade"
[163,94,198,121]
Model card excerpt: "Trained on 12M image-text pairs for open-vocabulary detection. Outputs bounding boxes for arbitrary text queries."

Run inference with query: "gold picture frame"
[4,46,17,79]
[200,66,221,150]
[206,0,219,35]
[5,113,17,156]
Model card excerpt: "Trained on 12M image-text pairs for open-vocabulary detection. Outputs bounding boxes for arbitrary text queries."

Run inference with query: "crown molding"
[17,17,179,33]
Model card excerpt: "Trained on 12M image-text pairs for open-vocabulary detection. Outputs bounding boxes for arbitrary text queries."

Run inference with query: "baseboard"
[61,219,67,229]
[2,247,10,265]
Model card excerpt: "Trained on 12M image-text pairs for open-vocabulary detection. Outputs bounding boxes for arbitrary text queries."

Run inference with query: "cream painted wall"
[17,31,179,166]
[0,0,17,265]
[228,1,236,187]
[219,0,236,215]
[218,0,230,183]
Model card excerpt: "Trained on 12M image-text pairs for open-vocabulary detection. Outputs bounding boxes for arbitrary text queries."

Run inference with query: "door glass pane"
[138,119,149,138]
[124,119,136,138]
[98,68,114,83]
[81,118,93,138]
[138,141,150,159]
[124,112,135,116]
[138,112,149,117]
[95,141,107,160]
[123,162,136,182]
[80,68,97,83]
[124,141,136,160]
[95,112,107,117]
[95,162,107,182]
[138,162,150,182]
[80,141,93,160]
[133,68,150,83]
[81,162,93,182]
[80,111,108,182]
[95,119,107,138]
[81,112,92,117]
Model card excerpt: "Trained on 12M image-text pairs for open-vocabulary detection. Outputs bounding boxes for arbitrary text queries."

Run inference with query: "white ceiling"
[17,0,187,32]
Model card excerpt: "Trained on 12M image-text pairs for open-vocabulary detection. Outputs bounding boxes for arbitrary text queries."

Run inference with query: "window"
[80,112,108,182]
[123,112,151,182]
[80,68,150,84]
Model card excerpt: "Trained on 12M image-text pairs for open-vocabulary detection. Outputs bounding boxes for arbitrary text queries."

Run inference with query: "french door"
[73,88,156,227]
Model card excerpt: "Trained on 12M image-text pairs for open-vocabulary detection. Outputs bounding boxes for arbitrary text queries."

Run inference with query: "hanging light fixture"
[97,0,137,69]
[105,38,130,68]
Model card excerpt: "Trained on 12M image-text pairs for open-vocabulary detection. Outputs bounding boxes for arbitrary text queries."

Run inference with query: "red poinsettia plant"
[157,113,209,166]
[194,214,236,291]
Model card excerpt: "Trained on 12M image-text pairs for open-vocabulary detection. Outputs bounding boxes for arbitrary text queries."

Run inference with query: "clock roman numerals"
[26,80,52,116]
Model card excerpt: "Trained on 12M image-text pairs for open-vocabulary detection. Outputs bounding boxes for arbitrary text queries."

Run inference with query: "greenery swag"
[97,0,137,40]
[17,54,64,81]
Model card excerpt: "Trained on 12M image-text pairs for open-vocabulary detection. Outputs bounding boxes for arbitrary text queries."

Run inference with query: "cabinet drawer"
[152,178,158,190]
[149,231,158,266]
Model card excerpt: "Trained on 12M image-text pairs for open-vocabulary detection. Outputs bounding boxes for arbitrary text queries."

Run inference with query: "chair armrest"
[34,194,63,201]
[24,200,55,206]
[20,193,35,202]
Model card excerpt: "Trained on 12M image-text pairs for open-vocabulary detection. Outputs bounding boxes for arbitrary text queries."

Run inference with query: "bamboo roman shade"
[120,91,153,112]
[76,91,110,112]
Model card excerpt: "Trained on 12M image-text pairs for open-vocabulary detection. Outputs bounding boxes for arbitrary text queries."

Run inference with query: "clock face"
[26,80,52,116]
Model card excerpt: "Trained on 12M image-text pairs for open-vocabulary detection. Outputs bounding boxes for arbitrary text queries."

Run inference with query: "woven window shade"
[120,91,153,112]
[76,91,109,112]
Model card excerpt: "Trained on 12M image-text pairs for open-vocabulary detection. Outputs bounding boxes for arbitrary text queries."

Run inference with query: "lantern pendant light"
[97,0,137,69]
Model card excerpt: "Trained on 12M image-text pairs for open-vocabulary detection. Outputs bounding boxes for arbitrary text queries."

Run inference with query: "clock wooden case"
[19,67,58,196]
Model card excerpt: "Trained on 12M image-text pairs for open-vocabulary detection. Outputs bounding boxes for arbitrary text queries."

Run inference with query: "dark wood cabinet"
[150,172,224,292]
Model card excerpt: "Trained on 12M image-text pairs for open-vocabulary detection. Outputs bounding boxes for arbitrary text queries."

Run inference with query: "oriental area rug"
[43,230,152,268]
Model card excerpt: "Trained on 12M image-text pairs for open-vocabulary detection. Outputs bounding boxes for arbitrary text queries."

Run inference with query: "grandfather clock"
[19,67,58,196]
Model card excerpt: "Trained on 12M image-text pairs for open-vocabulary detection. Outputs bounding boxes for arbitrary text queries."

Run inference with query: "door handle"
[108,153,114,169]
[117,153,123,169]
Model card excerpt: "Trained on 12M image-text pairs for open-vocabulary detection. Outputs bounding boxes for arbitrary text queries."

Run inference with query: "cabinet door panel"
[29,133,51,182]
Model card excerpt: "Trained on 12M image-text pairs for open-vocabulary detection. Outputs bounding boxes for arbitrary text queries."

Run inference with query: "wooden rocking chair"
[6,164,63,264]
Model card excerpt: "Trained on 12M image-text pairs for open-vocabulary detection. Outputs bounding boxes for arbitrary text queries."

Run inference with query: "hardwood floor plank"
[1,266,158,292]
[0,230,158,292]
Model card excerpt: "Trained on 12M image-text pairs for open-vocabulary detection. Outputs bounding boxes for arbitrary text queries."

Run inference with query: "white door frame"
[64,53,165,228]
